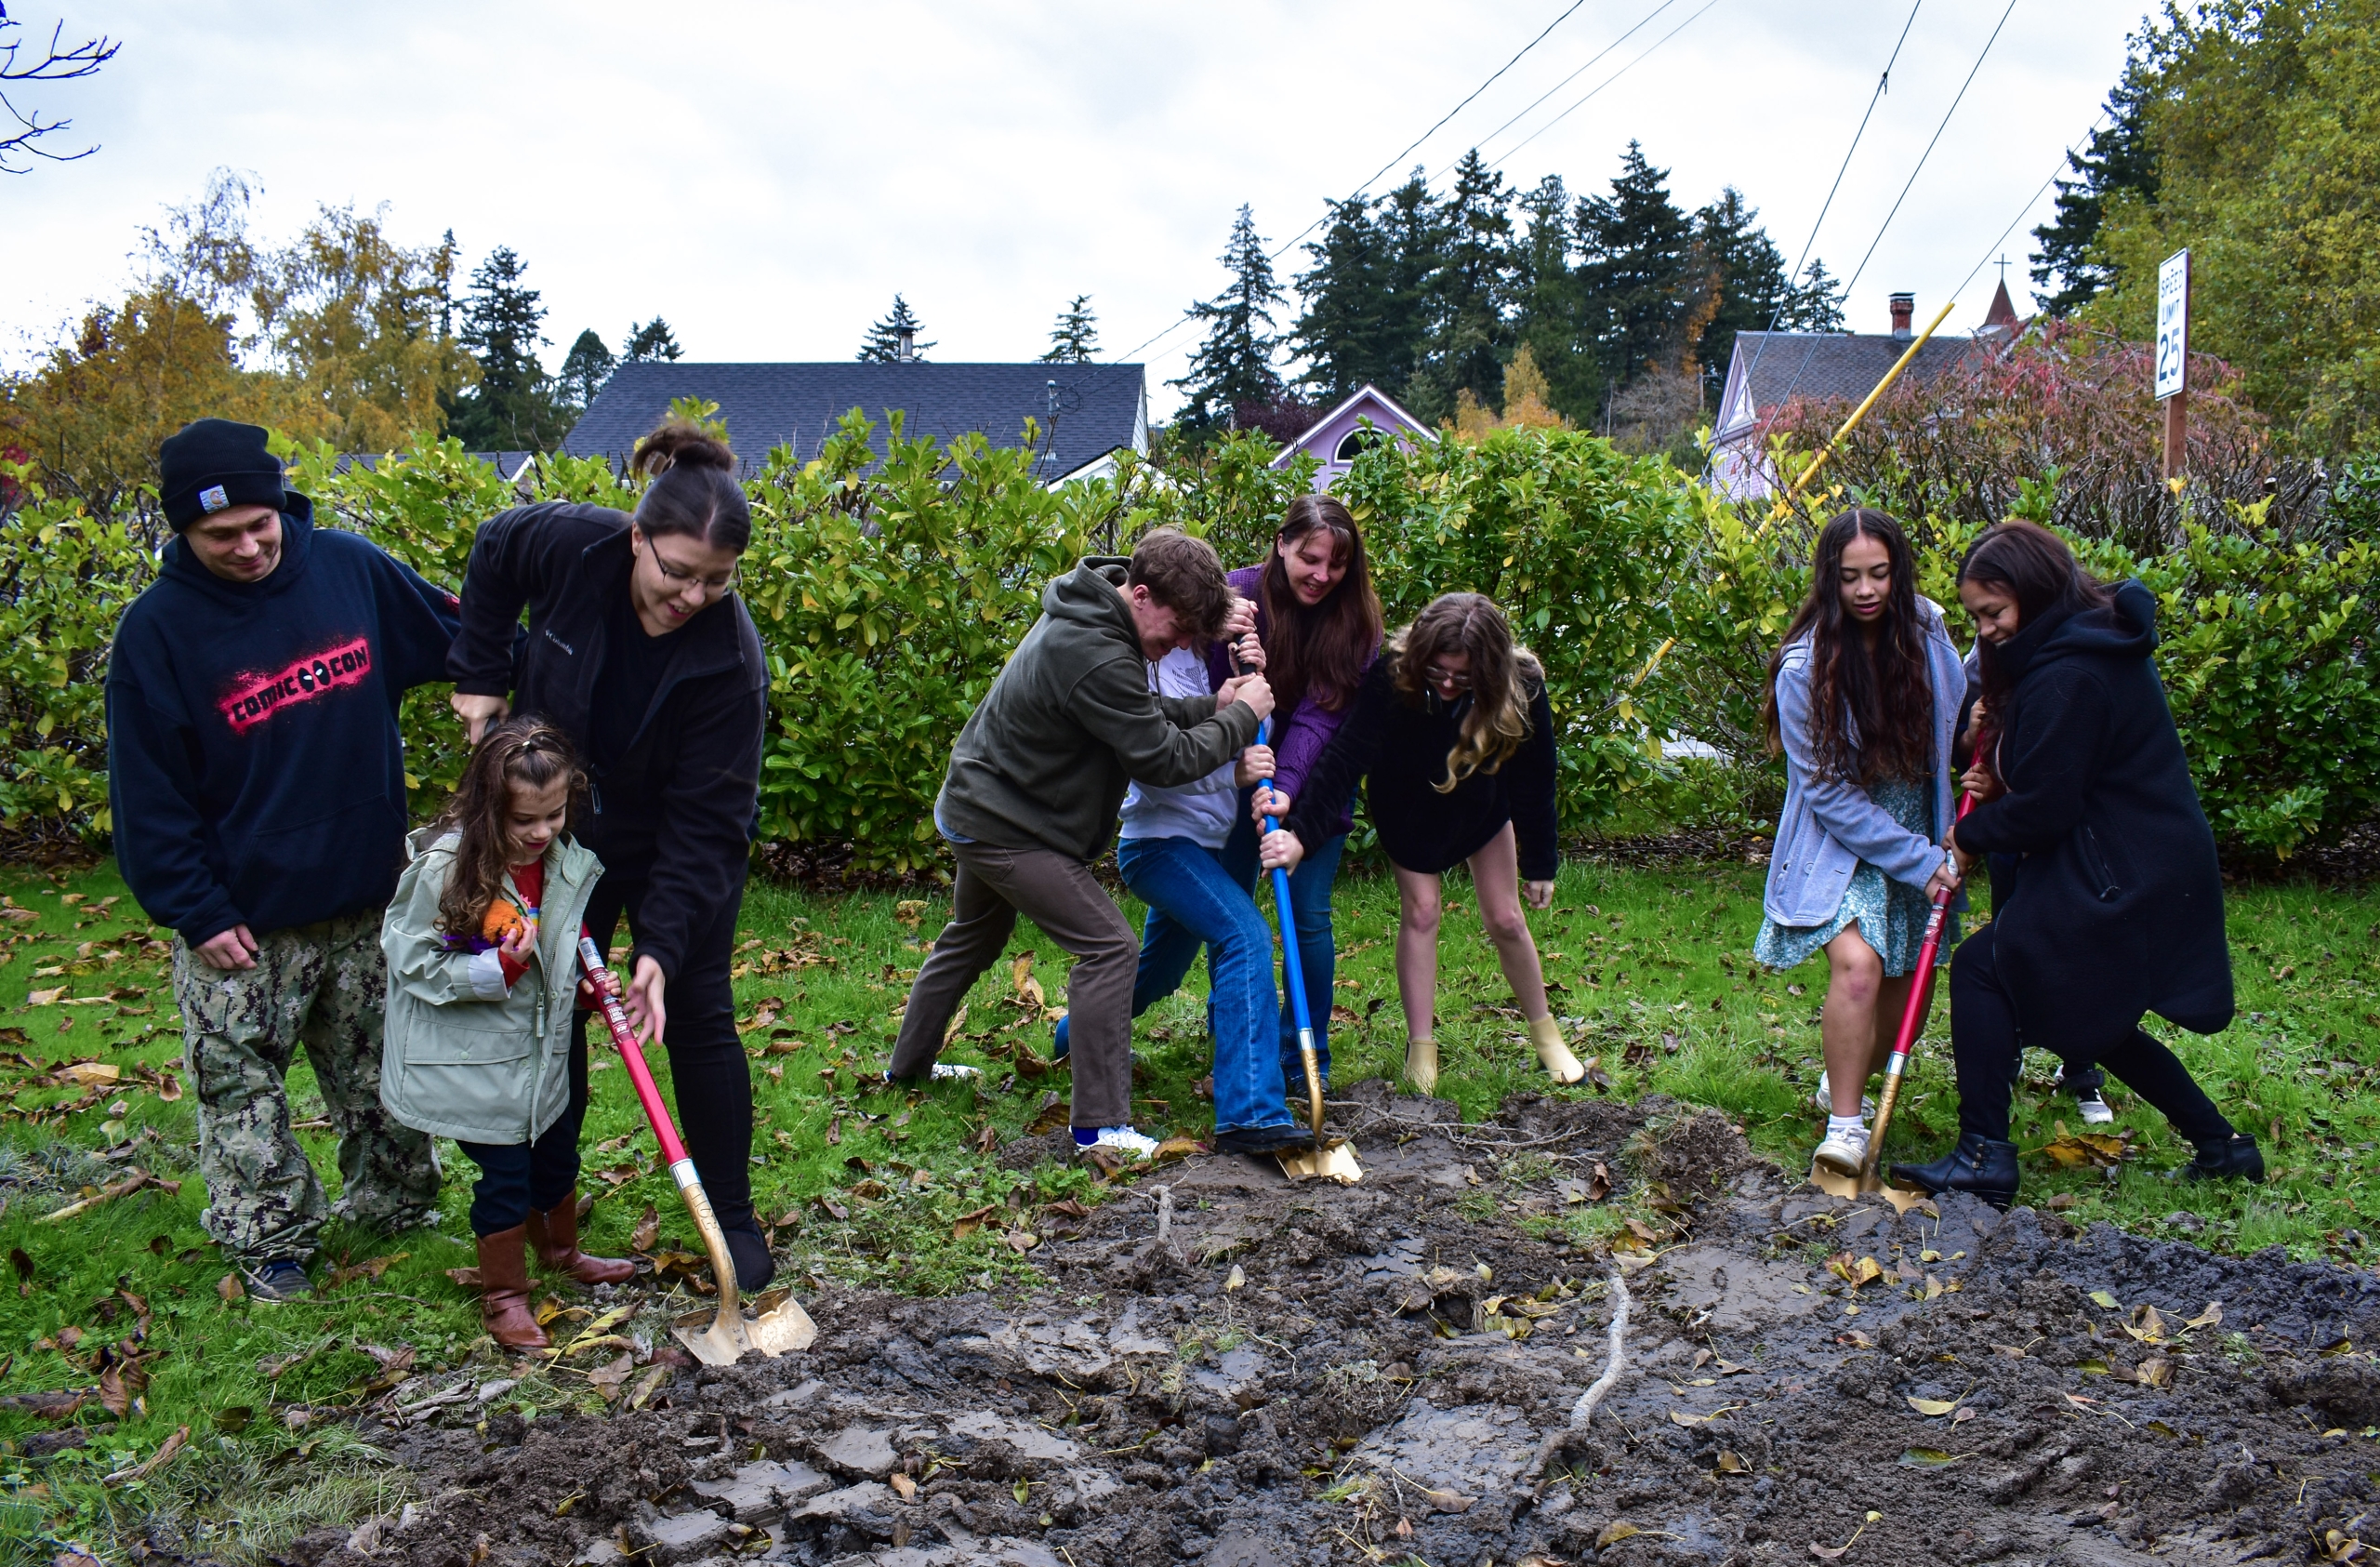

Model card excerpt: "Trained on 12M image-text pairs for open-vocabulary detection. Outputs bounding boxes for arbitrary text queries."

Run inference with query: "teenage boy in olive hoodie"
[889,531,1274,1159]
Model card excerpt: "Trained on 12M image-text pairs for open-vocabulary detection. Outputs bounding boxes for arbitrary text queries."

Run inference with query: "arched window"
[1333,426,1390,463]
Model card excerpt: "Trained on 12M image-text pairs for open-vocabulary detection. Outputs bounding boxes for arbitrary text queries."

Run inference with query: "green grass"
[0,854,2373,1557]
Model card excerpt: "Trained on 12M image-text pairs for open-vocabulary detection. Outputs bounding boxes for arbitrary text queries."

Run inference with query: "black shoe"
[722,1222,776,1294]
[1889,1133,2020,1211]
[2179,1133,2265,1184]
[1215,1124,1317,1157]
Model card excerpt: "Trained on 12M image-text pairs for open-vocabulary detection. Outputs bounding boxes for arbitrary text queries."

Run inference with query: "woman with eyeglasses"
[445,420,776,1291]
[1258,591,1579,1094]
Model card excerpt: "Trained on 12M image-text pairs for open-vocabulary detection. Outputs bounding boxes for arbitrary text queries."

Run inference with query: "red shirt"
[495,858,546,988]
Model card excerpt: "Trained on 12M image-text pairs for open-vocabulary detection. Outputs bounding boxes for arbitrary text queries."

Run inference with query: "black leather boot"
[2179,1133,2265,1184]
[1889,1133,2020,1211]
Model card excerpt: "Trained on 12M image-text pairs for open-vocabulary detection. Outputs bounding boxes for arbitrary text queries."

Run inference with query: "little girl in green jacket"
[380,717,632,1350]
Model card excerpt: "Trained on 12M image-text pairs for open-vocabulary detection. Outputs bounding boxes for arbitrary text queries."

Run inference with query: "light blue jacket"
[1763,598,1967,926]
[379,828,602,1145]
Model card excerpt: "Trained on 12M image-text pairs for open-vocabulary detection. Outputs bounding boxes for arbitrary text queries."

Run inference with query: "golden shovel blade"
[670,1289,818,1366]
[1278,1137,1363,1184]
[1804,1158,1934,1214]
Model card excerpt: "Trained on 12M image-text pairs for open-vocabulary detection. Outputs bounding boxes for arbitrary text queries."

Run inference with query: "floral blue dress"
[1753,774,1958,976]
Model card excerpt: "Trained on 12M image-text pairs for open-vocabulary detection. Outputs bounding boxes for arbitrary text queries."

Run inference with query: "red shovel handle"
[578,936,690,1167]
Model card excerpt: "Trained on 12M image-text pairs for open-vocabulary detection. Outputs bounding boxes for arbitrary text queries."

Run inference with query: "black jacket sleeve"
[451,504,579,697]
[372,550,465,692]
[1509,681,1560,882]
[1954,664,2113,857]
[107,660,247,949]
[631,661,766,982]
[1283,663,1392,846]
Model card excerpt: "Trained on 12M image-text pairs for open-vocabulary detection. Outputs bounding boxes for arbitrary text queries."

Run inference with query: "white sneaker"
[1813,1122,1871,1177]
[1814,1069,1876,1118]
[931,1063,983,1081]
[1075,1125,1160,1161]
[2074,1093,2115,1126]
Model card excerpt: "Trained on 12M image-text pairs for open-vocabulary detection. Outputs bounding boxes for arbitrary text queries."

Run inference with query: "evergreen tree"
[1170,205,1286,433]
[448,245,561,451]
[1040,295,1099,363]
[1506,174,1601,424]
[1576,142,1699,391]
[623,317,683,363]
[558,329,615,412]
[1691,188,1793,386]
[1785,259,1847,332]
[1289,195,1395,398]
[2030,47,2159,316]
[857,295,933,362]
[1396,151,1515,421]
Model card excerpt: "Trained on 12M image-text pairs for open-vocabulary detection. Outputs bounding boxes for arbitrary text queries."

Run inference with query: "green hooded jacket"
[378,827,602,1145]
[934,558,1262,860]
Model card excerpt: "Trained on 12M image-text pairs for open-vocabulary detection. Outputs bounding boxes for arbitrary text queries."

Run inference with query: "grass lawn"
[0,852,2373,1560]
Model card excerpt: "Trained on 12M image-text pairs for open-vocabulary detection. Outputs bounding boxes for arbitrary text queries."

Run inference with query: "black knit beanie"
[159,418,285,531]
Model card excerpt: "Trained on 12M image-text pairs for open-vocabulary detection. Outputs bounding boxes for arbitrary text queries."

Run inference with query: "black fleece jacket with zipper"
[449,502,766,982]
[1950,578,2232,1050]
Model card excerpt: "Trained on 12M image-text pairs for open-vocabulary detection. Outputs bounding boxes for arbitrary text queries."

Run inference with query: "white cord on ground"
[1526,1265,1631,1483]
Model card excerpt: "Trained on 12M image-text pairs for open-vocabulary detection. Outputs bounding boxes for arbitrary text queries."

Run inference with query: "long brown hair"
[1258,494,1384,716]
[1761,507,1933,785]
[1957,518,2114,735]
[1389,592,1541,791]
[630,420,749,551]
[433,716,585,940]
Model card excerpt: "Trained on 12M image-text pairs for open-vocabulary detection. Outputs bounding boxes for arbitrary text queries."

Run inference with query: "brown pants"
[889,839,1135,1128]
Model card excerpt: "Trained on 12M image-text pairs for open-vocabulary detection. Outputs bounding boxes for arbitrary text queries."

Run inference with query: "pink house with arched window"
[1267,383,1434,490]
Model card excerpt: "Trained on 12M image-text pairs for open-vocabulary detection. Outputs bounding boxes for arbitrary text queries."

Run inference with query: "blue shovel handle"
[1254,715,1324,1135]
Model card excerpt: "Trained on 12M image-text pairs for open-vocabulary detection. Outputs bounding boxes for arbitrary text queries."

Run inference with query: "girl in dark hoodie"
[1891,521,2263,1207]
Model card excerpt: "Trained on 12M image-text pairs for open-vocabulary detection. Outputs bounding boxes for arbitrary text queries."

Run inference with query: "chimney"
[1889,293,1914,340]
[896,326,916,362]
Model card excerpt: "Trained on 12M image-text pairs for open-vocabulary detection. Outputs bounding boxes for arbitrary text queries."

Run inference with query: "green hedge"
[1,426,2372,868]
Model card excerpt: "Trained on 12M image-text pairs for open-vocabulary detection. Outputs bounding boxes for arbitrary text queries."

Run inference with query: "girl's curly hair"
[1389,592,1542,791]
[432,716,584,940]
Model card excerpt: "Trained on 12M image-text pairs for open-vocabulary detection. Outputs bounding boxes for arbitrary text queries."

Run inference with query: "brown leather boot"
[476,1225,550,1350]
[526,1189,637,1285]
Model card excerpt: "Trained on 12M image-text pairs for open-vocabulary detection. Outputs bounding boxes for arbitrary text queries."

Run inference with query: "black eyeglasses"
[1423,663,1473,692]
[642,538,738,594]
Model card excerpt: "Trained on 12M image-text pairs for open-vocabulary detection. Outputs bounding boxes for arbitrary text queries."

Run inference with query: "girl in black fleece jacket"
[1890,521,2262,1207]
[1262,593,1578,1095]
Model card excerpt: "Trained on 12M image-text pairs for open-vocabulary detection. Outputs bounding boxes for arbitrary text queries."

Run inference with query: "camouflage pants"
[172,910,442,1265]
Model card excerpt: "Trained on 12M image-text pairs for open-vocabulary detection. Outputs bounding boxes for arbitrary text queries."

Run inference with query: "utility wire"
[1739,0,2020,483]
[1488,0,1726,171]
[1428,0,1683,181]
[1948,106,2110,307]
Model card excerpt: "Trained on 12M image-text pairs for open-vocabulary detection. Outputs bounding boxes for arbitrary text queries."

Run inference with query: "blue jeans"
[1220,803,1346,1091]
[1104,836,1294,1134]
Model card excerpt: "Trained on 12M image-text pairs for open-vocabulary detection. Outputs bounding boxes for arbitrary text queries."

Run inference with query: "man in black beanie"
[108,418,463,1300]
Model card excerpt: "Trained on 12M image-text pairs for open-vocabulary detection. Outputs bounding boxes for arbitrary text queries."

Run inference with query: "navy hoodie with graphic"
[107,497,463,947]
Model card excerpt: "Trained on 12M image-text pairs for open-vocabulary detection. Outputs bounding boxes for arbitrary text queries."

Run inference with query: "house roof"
[562,361,1147,478]
[1715,331,1989,443]
[1271,383,1434,467]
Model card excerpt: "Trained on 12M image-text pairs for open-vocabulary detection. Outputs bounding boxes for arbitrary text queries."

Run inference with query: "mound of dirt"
[152,1090,2380,1567]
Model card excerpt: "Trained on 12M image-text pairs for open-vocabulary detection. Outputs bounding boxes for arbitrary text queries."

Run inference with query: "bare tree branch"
[0,10,122,173]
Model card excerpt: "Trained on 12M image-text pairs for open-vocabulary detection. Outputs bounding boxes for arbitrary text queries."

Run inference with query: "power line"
[1427,0,1684,181]
[1267,0,1594,264]
[1488,0,1727,171]
[1949,106,2110,306]
[1740,0,2019,475]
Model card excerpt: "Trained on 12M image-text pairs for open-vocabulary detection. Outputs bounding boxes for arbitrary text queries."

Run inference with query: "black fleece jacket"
[107,498,461,945]
[1285,658,1560,879]
[449,502,766,981]
[1951,578,2232,1050]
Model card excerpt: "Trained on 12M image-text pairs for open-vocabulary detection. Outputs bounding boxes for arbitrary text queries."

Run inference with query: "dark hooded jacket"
[106,497,462,945]
[935,558,1263,860]
[1952,578,2232,1050]
[447,502,766,982]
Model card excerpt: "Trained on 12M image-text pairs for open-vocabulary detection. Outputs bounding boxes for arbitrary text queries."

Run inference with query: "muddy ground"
[178,1086,2380,1567]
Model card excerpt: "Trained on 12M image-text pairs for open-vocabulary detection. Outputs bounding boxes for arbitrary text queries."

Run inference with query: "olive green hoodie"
[934,558,1262,860]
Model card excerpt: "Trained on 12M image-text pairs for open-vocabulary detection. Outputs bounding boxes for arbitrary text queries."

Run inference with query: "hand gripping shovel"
[1251,720,1361,1185]
[1808,794,1975,1207]
[578,936,816,1364]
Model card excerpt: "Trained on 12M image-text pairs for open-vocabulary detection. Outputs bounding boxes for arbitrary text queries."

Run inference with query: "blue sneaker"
[243,1260,313,1301]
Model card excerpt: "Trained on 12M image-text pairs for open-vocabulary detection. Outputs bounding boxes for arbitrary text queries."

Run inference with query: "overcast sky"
[3,0,2149,418]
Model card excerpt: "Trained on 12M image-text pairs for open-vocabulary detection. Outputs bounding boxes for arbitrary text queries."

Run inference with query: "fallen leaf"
[1897,1447,1968,1468]
[628,1365,669,1410]
[1597,1522,1640,1548]
[1951,1407,1977,1426]
[1810,1545,1849,1561]
[2135,1356,2173,1388]
[890,1471,917,1500]
[1224,1264,1246,1291]
[445,1267,483,1287]
[1715,1450,1749,1474]
[1001,1230,1038,1254]
[630,1203,660,1254]
[26,988,63,1007]
[1151,1135,1204,1162]
[324,1252,406,1290]
[2088,1290,2122,1309]
[1907,1395,1961,1416]
[2079,1357,2110,1375]
[2184,1301,2223,1331]
[1024,1096,1070,1136]
[972,1124,999,1155]
[216,1273,245,1304]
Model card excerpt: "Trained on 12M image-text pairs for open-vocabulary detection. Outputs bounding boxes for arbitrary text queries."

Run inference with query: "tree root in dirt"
[1524,1265,1631,1485]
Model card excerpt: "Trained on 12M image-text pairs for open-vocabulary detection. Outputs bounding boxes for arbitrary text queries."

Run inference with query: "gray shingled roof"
[562,362,1146,479]
[1721,331,1988,432]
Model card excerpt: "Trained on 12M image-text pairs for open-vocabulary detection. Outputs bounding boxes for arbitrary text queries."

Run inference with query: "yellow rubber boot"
[1530,1016,1585,1084]
[1404,1036,1440,1096]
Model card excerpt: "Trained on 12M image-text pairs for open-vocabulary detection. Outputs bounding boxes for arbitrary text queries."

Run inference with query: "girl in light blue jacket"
[1756,509,1964,1176]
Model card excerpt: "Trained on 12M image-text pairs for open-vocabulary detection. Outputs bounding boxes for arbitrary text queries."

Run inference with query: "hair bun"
[631,419,736,479]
